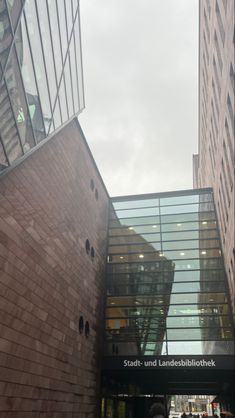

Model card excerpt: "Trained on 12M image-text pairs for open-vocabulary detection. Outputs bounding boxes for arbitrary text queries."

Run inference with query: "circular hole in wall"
[79,316,84,334]
[85,321,90,337]
[90,179,94,191]
[85,239,90,254]
[95,189,99,200]
[91,247,95,258]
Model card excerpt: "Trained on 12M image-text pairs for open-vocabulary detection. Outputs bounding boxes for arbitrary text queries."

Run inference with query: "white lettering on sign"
[122,358,216,368]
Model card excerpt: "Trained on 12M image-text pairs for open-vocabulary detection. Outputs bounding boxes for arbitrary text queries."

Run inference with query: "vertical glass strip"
[0,134,9,170]
[69,32,79,113]
[74,9,85,109]
[36,0,61,128]
[15,16,46,142]
[24,0,54,134]
[6,0,23,29]
[0,1,13,76]
[0,79,23,163]
[5,47,35,153]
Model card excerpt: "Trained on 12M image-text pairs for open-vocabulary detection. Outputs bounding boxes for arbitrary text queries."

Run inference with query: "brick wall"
[0,118,109,417]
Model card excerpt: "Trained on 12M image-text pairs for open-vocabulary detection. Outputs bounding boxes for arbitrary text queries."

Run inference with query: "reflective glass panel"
[74,11,84,108]
[0,81,23,163]
[24,0,53,133]
[15,16,45,142]
[7,0,23,29]
[36,0,61,127]
[0,2,13,72]
[6,48,35,152]
[112,198,160,210]
[110,216,160,228]
[112,207,159,219]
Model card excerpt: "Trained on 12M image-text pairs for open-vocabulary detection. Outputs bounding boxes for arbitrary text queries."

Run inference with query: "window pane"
[57,0,67,62]
[112,207,159,219]
[109,242,162,255]
[69,31,79,112]
[161,204,201,215]
[167,328,232,341]
[170,293,227,305]
[74,11,84,109]
[112,198,160,210]
[163,239,220,251]
[64,56,74,117]
[167,340,234,355]
[161,195,200,205]
[0,3,13,71]
[161,212,215,223]
[0,139,9,170]
[58,74,69,122]
[7,0,23,28]
[47,0,63,84]
[110,216,160,228]
[6,48,35,152]
[24,0,53,133]
[0,81,23,163]
[36,0,61,127]
[15,15,45,142]
[161,220,217,232]
[109,233,161,245]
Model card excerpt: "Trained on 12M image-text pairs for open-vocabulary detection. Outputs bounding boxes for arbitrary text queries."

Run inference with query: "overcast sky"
[79,0,199,197]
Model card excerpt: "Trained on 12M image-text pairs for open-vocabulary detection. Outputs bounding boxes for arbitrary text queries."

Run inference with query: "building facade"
[102,189,234,417]
[105,189,233,359]
[194,0,235,315]
[0,0,84,171]
[0,118,110,417]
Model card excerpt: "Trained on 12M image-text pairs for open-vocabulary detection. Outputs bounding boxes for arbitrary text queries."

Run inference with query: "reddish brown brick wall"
[0,118,109,417]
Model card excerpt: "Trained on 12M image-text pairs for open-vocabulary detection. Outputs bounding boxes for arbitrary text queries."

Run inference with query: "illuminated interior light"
[139,254,144,258]
[128,227,134,230]
[159,253,164,257]
[180,252,185,256]
[201,251,207,255]
[209,299,214,302]
[110,302,115,305]
[119,256,124,259]
[152,225,157,228]
[202,221,207,225]
[177,223,182,226]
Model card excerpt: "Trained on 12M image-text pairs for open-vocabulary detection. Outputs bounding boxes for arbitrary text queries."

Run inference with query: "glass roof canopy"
[105,188,234,356]
[0,0,84,172]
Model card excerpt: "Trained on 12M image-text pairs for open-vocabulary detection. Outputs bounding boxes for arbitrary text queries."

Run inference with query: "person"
[149,403,166,418]
[181,413,187,418]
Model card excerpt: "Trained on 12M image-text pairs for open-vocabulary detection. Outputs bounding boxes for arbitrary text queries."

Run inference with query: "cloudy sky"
[79,0,199,197]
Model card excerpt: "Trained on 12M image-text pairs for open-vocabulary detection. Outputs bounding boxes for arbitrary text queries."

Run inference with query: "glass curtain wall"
[0,0,84,171]
[105,189,234,356]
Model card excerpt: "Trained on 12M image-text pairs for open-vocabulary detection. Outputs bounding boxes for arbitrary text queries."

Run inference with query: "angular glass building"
[105,188,234,357]
[0,0,84,171]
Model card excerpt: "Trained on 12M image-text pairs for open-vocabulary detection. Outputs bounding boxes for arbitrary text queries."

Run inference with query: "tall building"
[0,0,84,171]
[194,0,235,315]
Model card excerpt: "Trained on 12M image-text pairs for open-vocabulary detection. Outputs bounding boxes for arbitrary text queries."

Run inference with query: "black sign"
[103,355,234,370]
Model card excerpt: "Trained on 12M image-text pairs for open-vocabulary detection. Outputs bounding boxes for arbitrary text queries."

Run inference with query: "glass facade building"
[0,0,84,171]
[105,189,234,356]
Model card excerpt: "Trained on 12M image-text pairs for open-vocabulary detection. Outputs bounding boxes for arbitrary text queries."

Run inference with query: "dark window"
[85,239,90,254]
[79,316,84,333]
